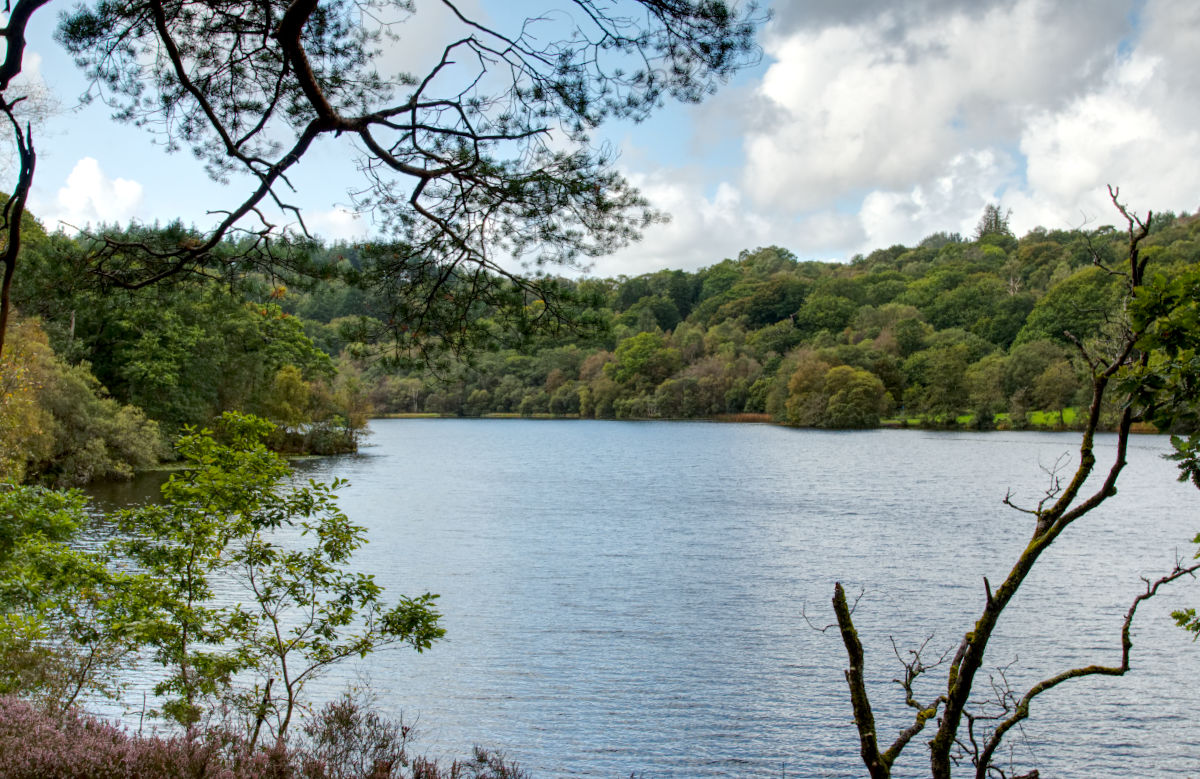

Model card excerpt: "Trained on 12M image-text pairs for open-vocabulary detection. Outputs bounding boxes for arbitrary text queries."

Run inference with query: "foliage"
[822,366,891,429]
[0,694,528,778]
[11,250,364,463]
[110,413,443,733]
[1015,266,1123,345]
[1121,262,1200,638]
[783,351,832,427]
[277,208,1200,432]
[0,320,50,482]
[0,317,162,486]
[11,207,1200,444]
[903,343,971,422]
[0,411,446,759]
[605,331,682,390]
[0,486,141,713]
[1128,264,1200,438]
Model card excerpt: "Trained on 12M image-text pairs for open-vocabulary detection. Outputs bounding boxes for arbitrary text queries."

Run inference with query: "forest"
[4,202,1199,487]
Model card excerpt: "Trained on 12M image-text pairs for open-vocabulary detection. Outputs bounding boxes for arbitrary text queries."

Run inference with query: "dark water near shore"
[93,420,1200,777]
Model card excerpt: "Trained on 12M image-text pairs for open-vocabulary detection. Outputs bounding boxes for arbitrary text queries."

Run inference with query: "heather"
[0,695,528,779]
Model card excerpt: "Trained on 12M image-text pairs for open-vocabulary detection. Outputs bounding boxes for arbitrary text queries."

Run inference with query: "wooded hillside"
[4,204,1198,485]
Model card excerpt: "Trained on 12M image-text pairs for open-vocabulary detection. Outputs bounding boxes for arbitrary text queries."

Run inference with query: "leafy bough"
[111,412,444,741]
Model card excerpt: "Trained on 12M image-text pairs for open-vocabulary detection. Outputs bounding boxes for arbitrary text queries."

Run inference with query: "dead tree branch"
[972,560,1200,777]
[832,188,1169,779]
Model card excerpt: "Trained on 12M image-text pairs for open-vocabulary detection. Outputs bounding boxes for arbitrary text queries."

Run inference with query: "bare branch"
[803,586,863,633]
[919,192,1158,779]
[0,101,35,359]
[832,582,891,779]
[973,560,1200,778]
[0,0,50,92]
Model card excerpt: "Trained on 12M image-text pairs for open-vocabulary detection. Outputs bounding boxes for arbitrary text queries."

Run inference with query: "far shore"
[369,411,1161,434]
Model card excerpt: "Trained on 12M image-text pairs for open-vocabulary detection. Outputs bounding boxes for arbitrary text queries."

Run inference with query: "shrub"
[299,694,412,779]
[0,696,289,778]
[0,695,531,779]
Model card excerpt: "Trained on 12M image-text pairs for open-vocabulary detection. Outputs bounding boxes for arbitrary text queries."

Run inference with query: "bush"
[0,696,289,778]
[299,694,413,779]
[0,695,530,779]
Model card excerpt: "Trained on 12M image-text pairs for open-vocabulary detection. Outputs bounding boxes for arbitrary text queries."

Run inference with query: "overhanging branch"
[973,560,1200,778]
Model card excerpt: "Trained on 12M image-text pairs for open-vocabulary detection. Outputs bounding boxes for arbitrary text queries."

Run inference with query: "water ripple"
[108,420,1200,778]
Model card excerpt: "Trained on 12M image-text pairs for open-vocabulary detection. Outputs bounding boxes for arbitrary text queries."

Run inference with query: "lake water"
[94,420,1200,777]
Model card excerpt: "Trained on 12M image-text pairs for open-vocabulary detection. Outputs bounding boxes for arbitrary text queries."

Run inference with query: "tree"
[889,316,930,358]
[794,292,857,338]
[903,343,971,422]
[619,294,682,333]
[1032,359,1081,426]
[9,2,753,354]
[1121,259,1200,639]
[1015,266,1124,345]
[0,486,143,714]
[605,331,682,390]
[0,0,43,360]
[1,316,163,485]
[924,274,1006,334]
[822,365,890,429]
[1002,339,1068,399]
[0,320,51,482]
[112,413,443,731]
[974,203,1013,243]
[783,350,832,427]
[965,353,1006,429]
[831,189,1200,778]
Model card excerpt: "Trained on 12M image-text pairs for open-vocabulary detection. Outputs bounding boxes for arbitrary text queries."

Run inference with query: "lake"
[93,419,1200,777]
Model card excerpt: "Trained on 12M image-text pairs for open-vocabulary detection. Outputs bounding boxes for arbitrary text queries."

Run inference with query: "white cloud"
[1013,0,1200,227]
[742,0,1127,213]
[41,157,143,231]
[302,206,371,243]
[593,167,870,276]
[604,0,1200,269]
[589,172,790,277]
[857,149,1018,249]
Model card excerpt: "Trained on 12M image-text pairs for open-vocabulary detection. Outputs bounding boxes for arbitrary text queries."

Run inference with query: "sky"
[9,0,1200,278]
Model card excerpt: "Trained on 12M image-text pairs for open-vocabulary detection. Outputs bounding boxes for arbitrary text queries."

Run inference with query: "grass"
[376,407,1147,434]
[881,407,1087,431]
[1026,407,1079,426]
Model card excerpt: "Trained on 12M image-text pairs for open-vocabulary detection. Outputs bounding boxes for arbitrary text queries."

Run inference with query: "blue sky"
[11,0,1200,278]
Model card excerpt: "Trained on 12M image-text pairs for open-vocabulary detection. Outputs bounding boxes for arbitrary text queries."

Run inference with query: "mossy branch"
[972,559,1200,777]
[833,582,889,778]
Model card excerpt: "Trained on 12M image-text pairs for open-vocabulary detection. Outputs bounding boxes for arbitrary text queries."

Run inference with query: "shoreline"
[368,411,1161,434]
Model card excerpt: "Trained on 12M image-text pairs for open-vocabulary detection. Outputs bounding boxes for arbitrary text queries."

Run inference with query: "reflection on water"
[84,470,172,513]
[85,421,1200,778]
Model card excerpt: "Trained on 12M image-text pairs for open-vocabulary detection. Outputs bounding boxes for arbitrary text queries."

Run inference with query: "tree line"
[298,205,1199,433]
[1,219,371,485]
[5,201,1200,486]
